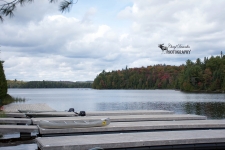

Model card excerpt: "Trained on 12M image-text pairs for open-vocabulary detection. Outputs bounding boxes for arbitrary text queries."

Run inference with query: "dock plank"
[32,114,207,125]
[36,129,225,150]
[0,125,38,134]
[4,113,26,118]
[4,110,174,118]
[0,118,31,124]
[3,103,55,113]
[38,120,225,135]
[86,110,174,116]
[25,112,77,118]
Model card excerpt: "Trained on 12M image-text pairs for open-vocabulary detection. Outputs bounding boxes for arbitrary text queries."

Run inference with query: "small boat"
[38,118,110,129]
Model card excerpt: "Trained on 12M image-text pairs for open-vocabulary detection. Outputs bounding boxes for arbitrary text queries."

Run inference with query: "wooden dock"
[36,130,225,150]
[0,125,38,134]
[0,118,31,124]
[1,106,225,149]
[0,114,208,136]
[38,120,225,136]
[85,110,174,116]
[2,119,225,136]
[4,112,27,118]
[4,110,174,118]
[31,114,207,125]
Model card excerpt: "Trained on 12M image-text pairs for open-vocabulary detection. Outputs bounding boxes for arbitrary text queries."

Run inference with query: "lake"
[1,88,225,149]
[6,88,225,119]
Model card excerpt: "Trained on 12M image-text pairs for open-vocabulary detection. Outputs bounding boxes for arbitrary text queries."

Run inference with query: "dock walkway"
[31,114,207,125]
[2,120,225,136]
[0,114,208,137]
[38,120,225,136]
[86,110,174,116]
[0,125,38,134]
[0,118,31,124]
[36,129,225,150]
[4,110,174,118]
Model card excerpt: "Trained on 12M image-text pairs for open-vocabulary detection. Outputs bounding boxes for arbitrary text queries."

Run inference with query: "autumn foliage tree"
[93,65,183,90]
[93,52,225,92]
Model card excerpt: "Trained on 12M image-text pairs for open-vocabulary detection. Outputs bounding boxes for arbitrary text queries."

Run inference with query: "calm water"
[1,89,225,149]
[6,88,225,118]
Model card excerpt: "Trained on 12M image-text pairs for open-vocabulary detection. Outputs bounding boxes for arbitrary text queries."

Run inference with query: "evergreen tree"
[0,0,78,22]
[0,61,7,98]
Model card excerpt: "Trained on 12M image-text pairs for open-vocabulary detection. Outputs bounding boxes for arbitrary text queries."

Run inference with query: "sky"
[0,0,225,81]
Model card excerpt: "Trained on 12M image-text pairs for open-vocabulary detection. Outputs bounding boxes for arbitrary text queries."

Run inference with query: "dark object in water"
[79,111,86,116]
[68,108,74,112]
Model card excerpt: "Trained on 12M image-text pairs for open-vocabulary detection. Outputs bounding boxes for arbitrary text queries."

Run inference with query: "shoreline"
[6,88,225,93]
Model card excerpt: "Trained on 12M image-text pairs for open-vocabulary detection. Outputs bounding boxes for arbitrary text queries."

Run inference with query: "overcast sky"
[0,0,224,81]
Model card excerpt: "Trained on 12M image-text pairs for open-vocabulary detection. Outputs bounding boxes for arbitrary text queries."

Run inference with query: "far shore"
[7,88,225,93]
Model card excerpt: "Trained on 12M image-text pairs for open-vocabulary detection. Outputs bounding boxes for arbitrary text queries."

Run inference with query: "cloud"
[1,6,120,81]
[117,0,225,59]
[1,0,225,81]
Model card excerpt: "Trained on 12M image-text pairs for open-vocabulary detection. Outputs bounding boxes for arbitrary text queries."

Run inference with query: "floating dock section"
[4,110,175,118]
[36,130,225,150]
[2,119,225,137]
[31,114,207,125]
[37,120,225,136]
[0,118,32,125]
[86,110,174,116]
[0,125,38,134]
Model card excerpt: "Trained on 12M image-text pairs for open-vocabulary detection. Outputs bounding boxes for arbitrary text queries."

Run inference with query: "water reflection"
[0,94,26,107]
[184,102,225,119]
[0,95,26,139]
[96,101,225,119]
[0,95,26,121]
[5,89,225,119]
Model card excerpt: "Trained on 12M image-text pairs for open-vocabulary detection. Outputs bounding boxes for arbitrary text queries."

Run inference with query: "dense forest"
[7,80,93,88]
[93,53,225,92]
[0,61,7,99]
[93,65,182,89]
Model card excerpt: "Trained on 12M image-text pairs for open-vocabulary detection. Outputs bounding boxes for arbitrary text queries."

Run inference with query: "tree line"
[7,80,93,88]
[92,65,182,90]
[0,61,7,99]
[179,54,225,92]
[93,53,225,92]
